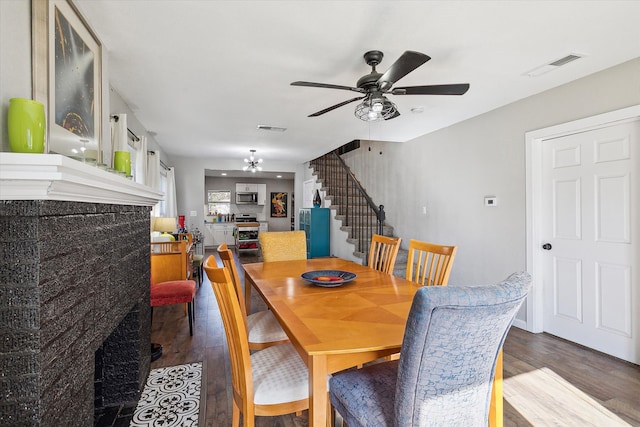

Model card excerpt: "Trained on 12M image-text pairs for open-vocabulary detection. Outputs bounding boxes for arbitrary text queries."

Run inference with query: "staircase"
[309,151,406,277]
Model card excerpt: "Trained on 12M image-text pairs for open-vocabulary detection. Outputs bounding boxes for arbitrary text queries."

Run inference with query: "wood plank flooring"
[150,251,640,426]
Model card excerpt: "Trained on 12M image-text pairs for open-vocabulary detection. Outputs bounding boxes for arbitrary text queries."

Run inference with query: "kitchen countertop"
[204,221,268,225]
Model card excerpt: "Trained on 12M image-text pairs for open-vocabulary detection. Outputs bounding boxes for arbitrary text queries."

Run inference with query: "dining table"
[242,257,504,427]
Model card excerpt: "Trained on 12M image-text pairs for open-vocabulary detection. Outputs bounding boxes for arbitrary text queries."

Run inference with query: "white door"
[541,120,639,363]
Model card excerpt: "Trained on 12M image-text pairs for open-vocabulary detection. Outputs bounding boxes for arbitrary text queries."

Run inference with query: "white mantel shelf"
[0,153,164,206]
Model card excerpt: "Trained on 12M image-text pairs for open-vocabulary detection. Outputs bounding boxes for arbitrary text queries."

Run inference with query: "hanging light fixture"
[354,92,398,122]
[242,149,263,173]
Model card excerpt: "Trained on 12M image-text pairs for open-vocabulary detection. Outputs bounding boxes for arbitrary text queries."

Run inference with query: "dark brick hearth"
[0,200,152,426]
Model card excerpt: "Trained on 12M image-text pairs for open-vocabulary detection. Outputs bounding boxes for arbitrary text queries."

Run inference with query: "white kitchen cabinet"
[212,223,235,246]
[257,184,267,205]
[204,224,215,247]
[236,183,258,193]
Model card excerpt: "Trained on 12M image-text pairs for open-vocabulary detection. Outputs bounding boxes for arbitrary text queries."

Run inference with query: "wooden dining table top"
[242,257,420,357]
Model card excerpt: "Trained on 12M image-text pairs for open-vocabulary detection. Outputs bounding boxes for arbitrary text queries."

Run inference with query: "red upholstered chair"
[150,280,197,336]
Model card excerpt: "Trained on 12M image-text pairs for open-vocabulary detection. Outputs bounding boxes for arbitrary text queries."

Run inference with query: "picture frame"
[270,192,288,218]
[32,0,102,163]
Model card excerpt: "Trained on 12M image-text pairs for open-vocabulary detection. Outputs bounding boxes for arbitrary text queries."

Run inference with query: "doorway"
[526,105,640,364]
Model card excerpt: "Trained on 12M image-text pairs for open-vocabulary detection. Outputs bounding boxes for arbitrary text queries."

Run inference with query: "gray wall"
[342,58,640,325]
[343,57,640,286]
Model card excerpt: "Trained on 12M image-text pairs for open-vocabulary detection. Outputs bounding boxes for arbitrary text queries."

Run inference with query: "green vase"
[8,98,46,153]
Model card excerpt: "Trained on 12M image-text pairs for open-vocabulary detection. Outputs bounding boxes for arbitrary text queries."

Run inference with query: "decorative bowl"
[301,270,356,287]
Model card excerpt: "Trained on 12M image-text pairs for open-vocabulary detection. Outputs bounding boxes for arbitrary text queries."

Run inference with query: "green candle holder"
[8,98,46,153]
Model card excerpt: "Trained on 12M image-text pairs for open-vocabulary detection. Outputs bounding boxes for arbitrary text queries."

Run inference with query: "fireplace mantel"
[0,153,163,206]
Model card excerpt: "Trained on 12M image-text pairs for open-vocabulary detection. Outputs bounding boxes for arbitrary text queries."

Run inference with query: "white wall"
[1,0,32,152]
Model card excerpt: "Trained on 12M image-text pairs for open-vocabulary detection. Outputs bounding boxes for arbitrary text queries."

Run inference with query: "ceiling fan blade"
[308,96,365,117]
[377,51,431,91]
[291,81,362,93]
[392,83,470,95]
[384,109,401,120]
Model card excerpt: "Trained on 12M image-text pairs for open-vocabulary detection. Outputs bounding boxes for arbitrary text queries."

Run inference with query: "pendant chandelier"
[243,149,263,173]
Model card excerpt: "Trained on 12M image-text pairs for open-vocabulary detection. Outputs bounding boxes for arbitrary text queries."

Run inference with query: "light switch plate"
[190,210,197,216]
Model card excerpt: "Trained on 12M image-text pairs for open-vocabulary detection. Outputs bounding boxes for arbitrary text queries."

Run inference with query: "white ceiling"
[74,1,640,166]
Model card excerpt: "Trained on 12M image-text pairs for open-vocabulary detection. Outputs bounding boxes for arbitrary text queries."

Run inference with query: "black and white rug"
[131,362,202,426]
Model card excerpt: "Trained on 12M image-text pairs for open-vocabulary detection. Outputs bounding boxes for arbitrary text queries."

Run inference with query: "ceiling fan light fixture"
[354,96,398,122]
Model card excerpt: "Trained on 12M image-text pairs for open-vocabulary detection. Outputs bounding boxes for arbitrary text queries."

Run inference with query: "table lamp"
[154,217,177,241]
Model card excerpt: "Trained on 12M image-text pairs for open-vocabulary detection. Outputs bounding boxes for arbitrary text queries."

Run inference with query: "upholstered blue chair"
[329,272,531,427]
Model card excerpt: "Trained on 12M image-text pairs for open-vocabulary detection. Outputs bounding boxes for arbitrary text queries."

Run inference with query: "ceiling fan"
[291,50,469,121]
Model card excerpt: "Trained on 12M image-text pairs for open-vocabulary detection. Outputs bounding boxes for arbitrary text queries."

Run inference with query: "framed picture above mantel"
[32,0,103,163]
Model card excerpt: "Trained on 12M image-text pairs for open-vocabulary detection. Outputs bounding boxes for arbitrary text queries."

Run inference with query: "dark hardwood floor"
[150,250,640,426]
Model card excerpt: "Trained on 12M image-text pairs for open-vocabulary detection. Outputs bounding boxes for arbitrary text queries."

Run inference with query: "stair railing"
[311,151,386,261]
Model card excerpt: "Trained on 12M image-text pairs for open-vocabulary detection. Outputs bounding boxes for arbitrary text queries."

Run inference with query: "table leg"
[308,354,328,427]
[244,277,252,314]
[489,350,503,427]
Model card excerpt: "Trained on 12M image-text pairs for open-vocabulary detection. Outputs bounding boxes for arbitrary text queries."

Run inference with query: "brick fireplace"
[0,154,163,425]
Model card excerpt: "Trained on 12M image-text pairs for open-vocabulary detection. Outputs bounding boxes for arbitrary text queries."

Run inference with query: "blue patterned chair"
[329,272,531,427]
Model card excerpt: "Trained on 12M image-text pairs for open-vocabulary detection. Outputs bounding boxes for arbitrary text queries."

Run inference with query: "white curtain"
[132,135,147,185]
[165,167,178,218]
[147,150,161,217]
[110,114,128,150]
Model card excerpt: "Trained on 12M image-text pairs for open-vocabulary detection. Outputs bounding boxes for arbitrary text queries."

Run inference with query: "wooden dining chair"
[203,263,309,427]
[258,230,307,262]
[368,234,402,275]
[216,243,289,350]
[405,239,458,286]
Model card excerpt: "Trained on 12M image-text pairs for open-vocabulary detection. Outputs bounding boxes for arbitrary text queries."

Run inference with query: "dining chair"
[216,244,290,350]
[258,230,307,262]
[203,263,309,427]
[368,234,402,275]
[329,271,531,427]
[405,239,457,286]
[150,279,196,336]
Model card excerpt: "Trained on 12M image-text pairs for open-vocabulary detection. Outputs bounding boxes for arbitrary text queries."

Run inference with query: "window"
[208,190,231,215]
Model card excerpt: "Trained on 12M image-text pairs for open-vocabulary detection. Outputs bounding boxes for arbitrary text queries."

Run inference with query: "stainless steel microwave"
[236,192,257,204]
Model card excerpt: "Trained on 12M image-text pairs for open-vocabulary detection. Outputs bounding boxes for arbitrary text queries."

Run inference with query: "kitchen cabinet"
[212,223,235,246]
[299,208,330,258]
[236,183,258,193]
[257,184,266,205]
[204,224,215,247]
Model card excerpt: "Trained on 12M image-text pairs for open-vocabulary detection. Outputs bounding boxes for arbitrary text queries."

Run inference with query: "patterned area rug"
[131,362,202,426]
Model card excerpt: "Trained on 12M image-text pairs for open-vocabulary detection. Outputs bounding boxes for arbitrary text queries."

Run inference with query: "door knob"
[542,243,552,250]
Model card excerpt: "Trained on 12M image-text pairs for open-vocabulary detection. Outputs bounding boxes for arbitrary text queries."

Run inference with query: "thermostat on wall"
[484,197,498,207]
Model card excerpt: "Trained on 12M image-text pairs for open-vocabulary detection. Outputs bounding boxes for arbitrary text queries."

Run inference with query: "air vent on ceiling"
[257,125,287,132]
[524,53,585,77]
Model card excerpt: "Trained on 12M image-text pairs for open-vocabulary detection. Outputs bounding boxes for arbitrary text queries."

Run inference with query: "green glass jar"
[7,98,46,153]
